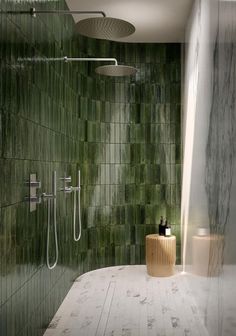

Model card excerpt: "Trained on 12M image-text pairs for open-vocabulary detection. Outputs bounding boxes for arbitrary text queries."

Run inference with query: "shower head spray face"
[95,64,137,77]
[76,17,135,40]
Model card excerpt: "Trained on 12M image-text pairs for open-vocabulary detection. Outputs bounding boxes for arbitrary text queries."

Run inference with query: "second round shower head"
[17,56,138,77]
[76,17,135,40]
[95,64,137,77]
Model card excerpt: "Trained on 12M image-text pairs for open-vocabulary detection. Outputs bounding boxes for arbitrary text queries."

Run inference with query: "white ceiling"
[66,0,193,43]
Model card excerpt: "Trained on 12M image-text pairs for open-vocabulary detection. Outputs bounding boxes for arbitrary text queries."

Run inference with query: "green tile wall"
[0,0,181,335]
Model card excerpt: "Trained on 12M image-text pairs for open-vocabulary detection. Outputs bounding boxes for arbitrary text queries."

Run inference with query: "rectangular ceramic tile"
[0,7,181,336]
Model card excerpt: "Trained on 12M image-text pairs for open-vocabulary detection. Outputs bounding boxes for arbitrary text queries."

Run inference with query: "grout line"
[95,280,116,336]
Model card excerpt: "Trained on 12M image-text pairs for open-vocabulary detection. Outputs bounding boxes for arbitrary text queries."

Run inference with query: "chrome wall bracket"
[25,173,41,212]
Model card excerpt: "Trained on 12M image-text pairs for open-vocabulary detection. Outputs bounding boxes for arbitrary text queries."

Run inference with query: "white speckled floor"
[44,265,208,336]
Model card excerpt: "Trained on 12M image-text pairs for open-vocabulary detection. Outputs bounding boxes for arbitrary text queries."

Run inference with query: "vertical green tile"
[0,8,181,335]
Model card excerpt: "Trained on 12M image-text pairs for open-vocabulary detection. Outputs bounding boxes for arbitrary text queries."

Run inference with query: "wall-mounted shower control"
[60,171,82,242]
[24,171,58,270]
[25,173,42,212]
[60,175,73,193]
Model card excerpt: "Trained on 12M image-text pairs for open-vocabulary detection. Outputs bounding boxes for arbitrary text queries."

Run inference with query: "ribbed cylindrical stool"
[146,234,176,277]
[192,234,224,277]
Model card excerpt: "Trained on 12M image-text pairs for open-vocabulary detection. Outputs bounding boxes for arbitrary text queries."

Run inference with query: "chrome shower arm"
[64,57,118,66]
[17,57,119,66]
[17,56,137,76]
[1,8,106,17]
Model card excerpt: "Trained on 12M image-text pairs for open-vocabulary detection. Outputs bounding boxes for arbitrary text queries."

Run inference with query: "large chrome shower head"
[76,17,135,40]
[95,64,137,77]
[1,8,135,41]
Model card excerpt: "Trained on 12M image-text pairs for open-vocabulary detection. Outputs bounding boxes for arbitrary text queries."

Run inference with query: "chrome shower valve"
[25,173,42,212]
[60,175,72,193]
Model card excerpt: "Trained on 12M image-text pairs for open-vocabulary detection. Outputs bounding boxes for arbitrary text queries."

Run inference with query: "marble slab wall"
[0,0,181,335]
[182,0,236,335]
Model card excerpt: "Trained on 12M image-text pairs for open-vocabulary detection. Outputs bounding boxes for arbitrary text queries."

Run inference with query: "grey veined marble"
[44,266,208,336]
[182,0,236,335]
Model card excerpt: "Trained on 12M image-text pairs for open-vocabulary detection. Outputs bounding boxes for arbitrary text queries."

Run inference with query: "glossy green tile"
[0,7,181,335]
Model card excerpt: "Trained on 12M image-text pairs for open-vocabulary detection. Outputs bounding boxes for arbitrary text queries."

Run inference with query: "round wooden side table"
[192,234,224,277]
[146,234,176,277]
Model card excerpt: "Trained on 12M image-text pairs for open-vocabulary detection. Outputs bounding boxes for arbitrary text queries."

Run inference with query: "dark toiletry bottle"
[159,216,165,236]
[164,219,171,237]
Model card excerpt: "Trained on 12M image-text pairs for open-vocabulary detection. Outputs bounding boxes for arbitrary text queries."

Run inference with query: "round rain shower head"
[76,17,135,40]
[95,64,137,77]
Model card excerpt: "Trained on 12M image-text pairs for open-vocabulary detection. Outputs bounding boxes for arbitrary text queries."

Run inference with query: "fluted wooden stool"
[146,234,176,277]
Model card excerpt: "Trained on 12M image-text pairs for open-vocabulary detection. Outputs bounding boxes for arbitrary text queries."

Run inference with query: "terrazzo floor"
[44,265,208,336]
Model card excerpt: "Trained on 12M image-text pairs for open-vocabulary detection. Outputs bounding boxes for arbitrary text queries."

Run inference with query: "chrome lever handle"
[71,186,81,191]
[42,193,55,199]
[60,186,73,193]
[25,196,42,204]
[25,180,41,188]
[60,176,71,182]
